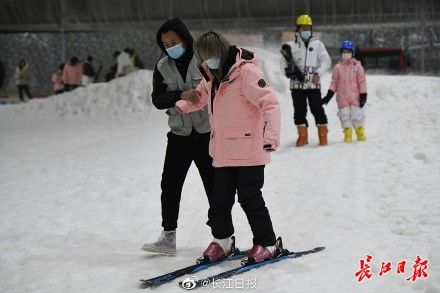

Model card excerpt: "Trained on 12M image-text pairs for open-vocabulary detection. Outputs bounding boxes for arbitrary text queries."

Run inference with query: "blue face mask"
[205,57,220,70]
[166,43,186,59]
[300,31,312,40]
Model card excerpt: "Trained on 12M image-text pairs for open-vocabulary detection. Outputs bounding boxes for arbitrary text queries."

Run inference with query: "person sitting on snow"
[321,40,368,142]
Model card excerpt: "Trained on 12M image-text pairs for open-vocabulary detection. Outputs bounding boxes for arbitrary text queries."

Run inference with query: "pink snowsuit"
[329,58,367,109]
[62,63,83,86]
[51,72,64,92]
[176,49,280,168]
[329,58,367,128]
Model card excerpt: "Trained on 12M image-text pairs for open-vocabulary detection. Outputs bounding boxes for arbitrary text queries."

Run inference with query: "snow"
[1,48,439,293]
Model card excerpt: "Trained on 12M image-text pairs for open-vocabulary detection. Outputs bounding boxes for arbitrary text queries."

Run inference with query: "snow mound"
[18,70,154,119]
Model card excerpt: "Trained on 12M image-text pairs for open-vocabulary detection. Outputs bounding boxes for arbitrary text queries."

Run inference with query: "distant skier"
[62,56,82,91]
[105,51,120,82]
[281,14,331,146]
[82,56,95,86]
[176,31,282,264]
[116,48,135,77]
[141,18,215,255]
[128,49,144,70]
[15,59,33,101]
[322,40,368,142]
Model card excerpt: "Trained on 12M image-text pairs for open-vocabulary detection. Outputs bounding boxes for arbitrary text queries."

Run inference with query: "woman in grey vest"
[141,18,214,255]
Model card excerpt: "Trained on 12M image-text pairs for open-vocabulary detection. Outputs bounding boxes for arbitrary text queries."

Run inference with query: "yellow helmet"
[296,14,313,26]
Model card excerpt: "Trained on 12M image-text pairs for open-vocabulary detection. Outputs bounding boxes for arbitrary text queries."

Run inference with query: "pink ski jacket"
[329,58,367,108]
[176,49,280,168]
[51,73,64,91]
[62,63,83,86]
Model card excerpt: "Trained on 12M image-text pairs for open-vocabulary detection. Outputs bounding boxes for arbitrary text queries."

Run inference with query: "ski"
[179,245,325,290]
[139,236,248,288]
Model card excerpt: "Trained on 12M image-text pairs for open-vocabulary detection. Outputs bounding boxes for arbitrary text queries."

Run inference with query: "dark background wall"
[0,0,439,96]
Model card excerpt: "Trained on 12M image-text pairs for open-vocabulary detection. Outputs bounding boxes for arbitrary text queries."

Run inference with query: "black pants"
[17,85,32,101]
[291,89,328,126]
[210,165,276,247]
[161,130,215,231]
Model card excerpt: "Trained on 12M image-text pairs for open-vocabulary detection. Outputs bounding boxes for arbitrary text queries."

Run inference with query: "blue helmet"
[340,40,355,54]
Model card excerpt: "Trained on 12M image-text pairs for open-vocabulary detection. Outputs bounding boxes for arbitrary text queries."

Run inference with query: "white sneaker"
[141,230,176,255]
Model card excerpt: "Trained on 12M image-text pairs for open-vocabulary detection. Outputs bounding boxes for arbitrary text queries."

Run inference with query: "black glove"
[359,93,367,108]
[293,65,305,83]
[284,67,295,79]
[263,144,275,152]
[284,66,305,83]
[321,90,335,105]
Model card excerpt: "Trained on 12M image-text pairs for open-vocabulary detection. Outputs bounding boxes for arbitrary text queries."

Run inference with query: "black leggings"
[210,165,276,246]
[17,85,32,101]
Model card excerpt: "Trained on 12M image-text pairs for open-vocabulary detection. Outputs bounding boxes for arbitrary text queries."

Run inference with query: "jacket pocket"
[222,128,253,160]
[166,108,184,130]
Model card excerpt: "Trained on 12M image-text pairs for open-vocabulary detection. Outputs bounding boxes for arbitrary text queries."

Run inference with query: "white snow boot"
[141,230,176,255]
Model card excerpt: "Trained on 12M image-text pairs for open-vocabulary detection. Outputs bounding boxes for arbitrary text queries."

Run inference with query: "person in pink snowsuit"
[322,40,368,142]
[62,56,83,91]
[176,31,283,264]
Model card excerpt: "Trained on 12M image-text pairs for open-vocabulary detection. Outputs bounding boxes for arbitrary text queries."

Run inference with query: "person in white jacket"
[281,14,331,146]
[116,48,135,77]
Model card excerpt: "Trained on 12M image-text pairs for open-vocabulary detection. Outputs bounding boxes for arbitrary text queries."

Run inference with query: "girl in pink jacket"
[62,56,83,91]
[176,31,282,264]
[322,40,368,142]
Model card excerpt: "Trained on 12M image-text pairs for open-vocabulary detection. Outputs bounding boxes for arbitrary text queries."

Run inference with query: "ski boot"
[343,127,353,143]
[296,125,308,146]
[355,126,367,141]
[141,230,176,255]
[199,236,236,263]
[317,125,328,146]
[241,237,284,266]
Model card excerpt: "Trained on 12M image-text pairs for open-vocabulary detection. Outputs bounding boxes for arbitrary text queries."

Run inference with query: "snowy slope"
[0,48,439,293]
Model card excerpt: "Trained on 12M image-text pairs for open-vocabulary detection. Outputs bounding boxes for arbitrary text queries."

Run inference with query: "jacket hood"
[201,47,256,82]
[227,47,256,76]
[156,17,194,57]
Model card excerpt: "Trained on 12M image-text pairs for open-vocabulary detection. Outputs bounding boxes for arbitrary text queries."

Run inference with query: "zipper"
[304,39,309,79]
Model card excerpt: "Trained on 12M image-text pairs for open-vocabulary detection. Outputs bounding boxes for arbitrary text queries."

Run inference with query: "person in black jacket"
[141,18,214,255]
[82,56,95,85]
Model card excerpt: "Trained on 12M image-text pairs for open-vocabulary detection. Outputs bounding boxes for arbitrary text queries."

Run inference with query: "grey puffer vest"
[157,55,211,136]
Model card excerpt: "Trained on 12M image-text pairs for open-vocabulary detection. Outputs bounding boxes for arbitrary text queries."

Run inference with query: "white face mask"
[342,52,352,60]
[300,31,312,40]
[205,57,220,70]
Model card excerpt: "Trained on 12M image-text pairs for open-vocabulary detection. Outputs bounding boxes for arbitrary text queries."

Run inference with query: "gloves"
[284,67,295,79]
[284,66,305,83]
[263,144,275,152]
[293,65,305,83]
[359,93,367,108]
[321,90,335,105]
